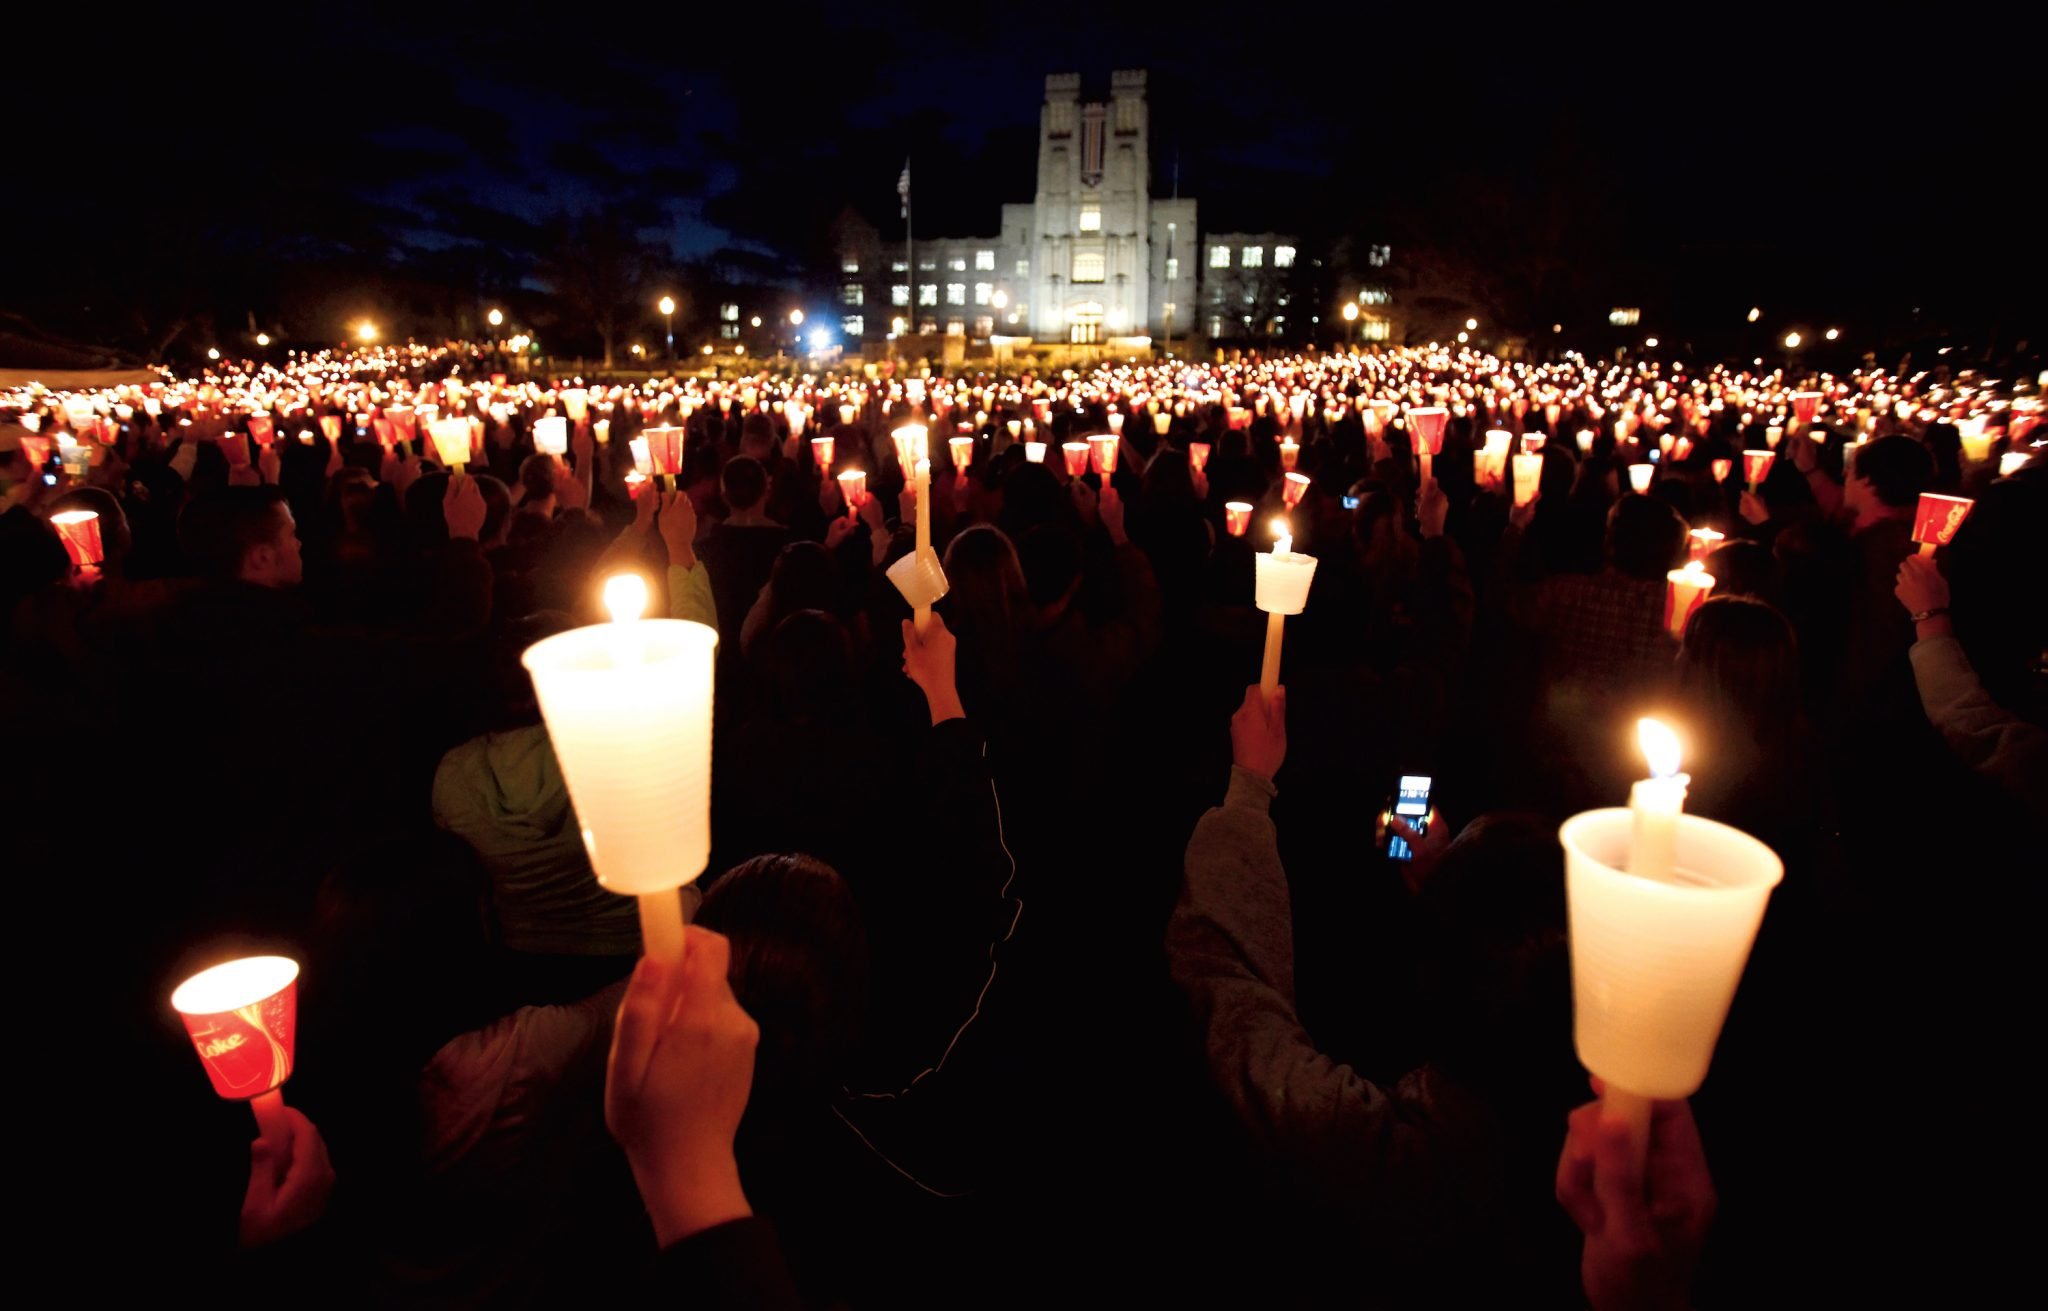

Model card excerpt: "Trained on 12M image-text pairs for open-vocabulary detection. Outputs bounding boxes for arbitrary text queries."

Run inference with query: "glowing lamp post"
[1254,518,1317,700]
[520,575,717,963]
[1561,719,1782,1163]
[172,955,300,1148]
[658,297,676,365]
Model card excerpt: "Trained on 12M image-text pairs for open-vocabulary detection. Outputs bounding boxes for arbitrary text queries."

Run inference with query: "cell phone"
[1386,774,1432,860]
[1341,494,1361,510]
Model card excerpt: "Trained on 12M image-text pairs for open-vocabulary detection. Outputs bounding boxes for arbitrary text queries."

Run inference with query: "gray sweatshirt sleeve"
[1167,767,1493,1219]
[1909,634,2048,814]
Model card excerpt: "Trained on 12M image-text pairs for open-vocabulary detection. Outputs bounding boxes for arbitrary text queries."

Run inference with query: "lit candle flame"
[1637,717,1681,779]
[604,573,648,624]
[1271,517,1292,555]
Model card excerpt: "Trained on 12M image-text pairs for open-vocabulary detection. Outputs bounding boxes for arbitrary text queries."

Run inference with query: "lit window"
[973,315,994,336]
[842,314,864,337]
[891,284,910,306]
[1241,246,1263,269]
[1208,316,1224,337]
[1165,257,1179,281]
[719,323,739,339]
[1363,288,1390,306]
[1275,245,1296,268]
[1163,302,1176,316]
[949,257,967,272]
[719,303,739,322]
[1072,252,1105,283]
[1609,307,1641,326]
[919,284,937,306]
[1209,287,1225,305]
[1208,245,1230,269]
[840,283,864,306]
[1015,259,1029,278]
[1368,244,1391,267]
[891,260,908,273]
[842,259,860,274]
[918,259,936,272]
[1243,290,1256,305]
[975,250,995,271]
[1362,316,1391,342]
[1006,313,1020,325]
[947,320,965,337]
[973,282,992,306]
[946,283,966,306]
[1079,204,1101,232]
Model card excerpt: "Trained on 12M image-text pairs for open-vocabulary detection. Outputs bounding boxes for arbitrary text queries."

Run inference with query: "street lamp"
[1465,317,1478,331]
[1645,336,1659,349]
[356,321,378,344]
[658,296,676,364]
[1784,331,1802,350]
[1747,307,1762,323]
[255,333,270,348]
[1341,301,1359,346]
[1824,327,1840,341]
[789,309,805,326]
[487,308,504,328]
[750,315,762,328]
[991,289,1009,310]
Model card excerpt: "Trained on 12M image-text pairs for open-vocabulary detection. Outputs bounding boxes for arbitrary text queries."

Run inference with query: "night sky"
[16,6,2042,350]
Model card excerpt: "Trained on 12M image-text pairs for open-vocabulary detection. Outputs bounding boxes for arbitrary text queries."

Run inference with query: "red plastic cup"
[1223,501,1252,537]
[1912,493,1974,549]
[1282,471,1311,509]
[50,510,103,566]
[171,956,299,1102]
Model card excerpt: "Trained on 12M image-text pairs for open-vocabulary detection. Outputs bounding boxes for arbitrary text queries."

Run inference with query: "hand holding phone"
[1386,775,1431,861]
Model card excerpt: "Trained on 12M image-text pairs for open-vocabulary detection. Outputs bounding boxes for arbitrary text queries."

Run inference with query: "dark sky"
[19,6,2042,342]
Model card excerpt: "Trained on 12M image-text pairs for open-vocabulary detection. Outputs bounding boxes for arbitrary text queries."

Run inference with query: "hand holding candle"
[172,955,301,1149]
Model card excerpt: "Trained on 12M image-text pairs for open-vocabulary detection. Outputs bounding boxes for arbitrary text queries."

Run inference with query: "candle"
[643,425,684,483]
[1627,463,1654,494]
[1955,417,1992,464]
[1223,501,1252,538]
[915,456,932,557]
[1108,411,1125,435]
[1282,471,1311,509]
[1153,412,1172,436]
[949,434,974,473]
[1626,718,1688,881]
[1089,434,1119,478]
[628,436,653,478]
[1188,441,1211,473]
[1911,493,1973,555]
[1006,418,1023,442]
[836,469,866,516]
[1791,391,1821,425]
[1512,452,1543,506]
[1575,429,1594,454]
[1062,441,1091,479]
[562,388,588,422]
[50,509,103,567]
[1742,449,1774,492]
[1254,517,1317,700]
[891,423,927,476]
[520,576,717,963]
[811,435,835,475]
[1764,425,1783,449]
[839,403,858,426]
[534,416,568,456]
[1408,407,1447,457]
[1278,438,1300,471]
[1025,440,1048,463]
[1687,527,1725,562]
[429,417,472,472]
[171,955,300,1149]
[1560,740,1782,1162]
[2000,450,2030,477]
[1665,561,1715,638]
[1711,457,1733,483]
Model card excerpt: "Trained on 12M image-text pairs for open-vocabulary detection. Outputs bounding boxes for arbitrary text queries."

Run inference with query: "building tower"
[1029,71,1151,344]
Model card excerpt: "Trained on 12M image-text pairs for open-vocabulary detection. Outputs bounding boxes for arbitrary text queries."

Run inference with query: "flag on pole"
[898,160,911,218]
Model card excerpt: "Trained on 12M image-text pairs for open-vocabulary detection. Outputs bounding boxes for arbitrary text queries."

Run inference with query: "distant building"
[831,70,1317,351]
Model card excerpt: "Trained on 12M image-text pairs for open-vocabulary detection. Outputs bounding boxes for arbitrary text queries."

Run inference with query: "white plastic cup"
[522,619,718,896]
[886,549,950,610]
[1561,808,1782,1099]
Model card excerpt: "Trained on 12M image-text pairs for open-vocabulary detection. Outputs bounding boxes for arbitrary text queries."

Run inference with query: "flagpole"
[904,158,915,348]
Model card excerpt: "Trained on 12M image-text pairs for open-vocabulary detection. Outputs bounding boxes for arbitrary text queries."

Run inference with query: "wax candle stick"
[914,456,933,630]
[521,576,717,964]
[1253,518,1317,700]
[1627,719,1688,881]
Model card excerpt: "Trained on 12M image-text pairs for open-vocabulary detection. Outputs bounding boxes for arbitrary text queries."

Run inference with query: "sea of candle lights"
[6,341,2040,498]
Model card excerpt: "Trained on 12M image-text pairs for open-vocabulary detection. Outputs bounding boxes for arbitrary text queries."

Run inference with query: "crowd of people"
[5,340,2042,1306]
